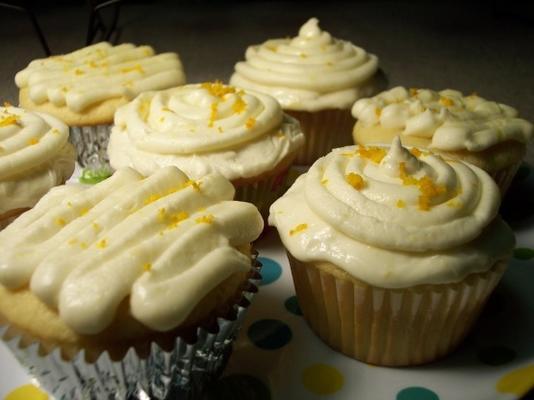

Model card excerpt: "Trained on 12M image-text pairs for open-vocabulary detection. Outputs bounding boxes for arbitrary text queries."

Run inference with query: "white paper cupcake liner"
[289,255,507,366]
[490,161,522,196]
[1,254,261,399]
[69,125,112,168]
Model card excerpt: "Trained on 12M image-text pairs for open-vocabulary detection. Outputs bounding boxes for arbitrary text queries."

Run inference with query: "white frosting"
[352,87,533,151]
[0,106,75,214]
[269,138,514,288]
[0,167,264,334]
[15,42,186,112]
[108,83,304,180]
[230,18,379,111]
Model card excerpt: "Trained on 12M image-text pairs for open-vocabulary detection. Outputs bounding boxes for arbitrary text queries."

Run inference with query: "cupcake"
[0,105,75,229]
[107,82,304,217]
[15,42,186,167]
[0,166,263,398]
[352,87,533,193]
[230,17,382,164]
[269,137,515,366]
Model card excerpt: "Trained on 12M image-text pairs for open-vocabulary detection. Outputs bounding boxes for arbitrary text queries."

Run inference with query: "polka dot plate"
[1,163,534,400]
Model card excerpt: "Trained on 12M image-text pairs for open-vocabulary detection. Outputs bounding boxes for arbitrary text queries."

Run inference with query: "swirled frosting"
[230,18,379,111]
[0,106,75,214]
[108,82,304,180]
[269,137,514,288]
[352,87,533,152]
[0,166,263,334]
[15,42,186,113]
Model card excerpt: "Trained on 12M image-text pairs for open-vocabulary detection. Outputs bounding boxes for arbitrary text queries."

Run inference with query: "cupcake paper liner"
[286,109,355,165]
[288,255,507,366]
[0,254,262,399]
[234,167,291,219]
[491,161,523,195]
[69,125,112,168]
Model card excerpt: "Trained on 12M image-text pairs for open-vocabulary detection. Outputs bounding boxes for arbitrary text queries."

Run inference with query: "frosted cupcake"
[270,137,514,366]
[108,82,304,216]
[352,87,533,193]
[0,105,75,229]
[0,166,263,398]
[15,42,186,166]
[230,18,381,164]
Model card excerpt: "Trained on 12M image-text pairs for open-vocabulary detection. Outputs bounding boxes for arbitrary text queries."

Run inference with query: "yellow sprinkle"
[201,81,236,98]
[157,207,166,222]
[289,223,308,236]
[409,147,422,157]
[120,64,145,74]
[245,117,256,129]
[195,214,215,224]
[345,173,366,190]
[143,263,152,272]
[357,145,386,163]
[55,217,66,226]
[208,102,218,128]
[396,199,406,208]
[97,239,108,249]
[0,115,19,127]
[74,68,85,75]
[232,97,247,114]
[27,137,40,145]
[440,96,454,107]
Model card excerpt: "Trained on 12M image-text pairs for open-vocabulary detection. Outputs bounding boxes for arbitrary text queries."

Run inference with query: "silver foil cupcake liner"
[69,125,112,168]
[0,254,261,399]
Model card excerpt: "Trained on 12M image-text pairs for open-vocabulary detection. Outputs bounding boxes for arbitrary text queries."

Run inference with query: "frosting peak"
[230,18,379,111]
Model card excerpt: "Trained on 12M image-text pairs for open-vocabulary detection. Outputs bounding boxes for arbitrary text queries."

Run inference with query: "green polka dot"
[284,295,302,316]
[477,345,516,366]
[514,248,534,260]
[302,364,344,395]
[257,257,282,285]
[247,319,292,350]
[204,374,271,400]
[396,387,439,400]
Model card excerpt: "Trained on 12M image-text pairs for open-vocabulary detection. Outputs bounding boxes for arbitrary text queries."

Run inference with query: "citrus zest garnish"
[396,199,406,208]
[439,96,454,107]
[201,81,236,98]
[97,239,107,249]
[195,214,214,224]
[357,145,386,163]
[0,115,19,127]
[245,117,256,129]
[143,263,152,272]
[232,97,246,114]
[345,173,366,190]
[409,147,422,158]
[27,137,39,145]
[55,217,66,226]
[289,223,308,236]
[120,64,145,74]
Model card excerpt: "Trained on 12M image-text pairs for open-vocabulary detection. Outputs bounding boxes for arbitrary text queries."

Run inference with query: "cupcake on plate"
[0,166,263,399]
[15,42,186,167]
[230,17,383,165]
[269,137,515,366]
[0,105,75,229]
[107,81,304,217]
[352,87,533,193]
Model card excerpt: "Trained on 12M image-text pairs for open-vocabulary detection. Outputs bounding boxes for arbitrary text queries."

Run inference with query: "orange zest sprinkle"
[289,223,308,236]
[201,81,236,98]
[195,214,214,224]
[97,239,108,249]
[138,100,150,121]
[55,217,66,226]
[357,145,386,163]
[120,64,145,74]
[80,207,89,216]
[208,102,218,127]
[345,173,366,190]
[409,147,422,158]
[0,115,19,127]
[144,193,162,205]
[232,97,246,114]
[321,178,328,186]
[27,137,39,145]
[439,96,454,107]
[245,117,256,129]
[399,163,447,211]
[143,263,152,272]
[396,199,406,208]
